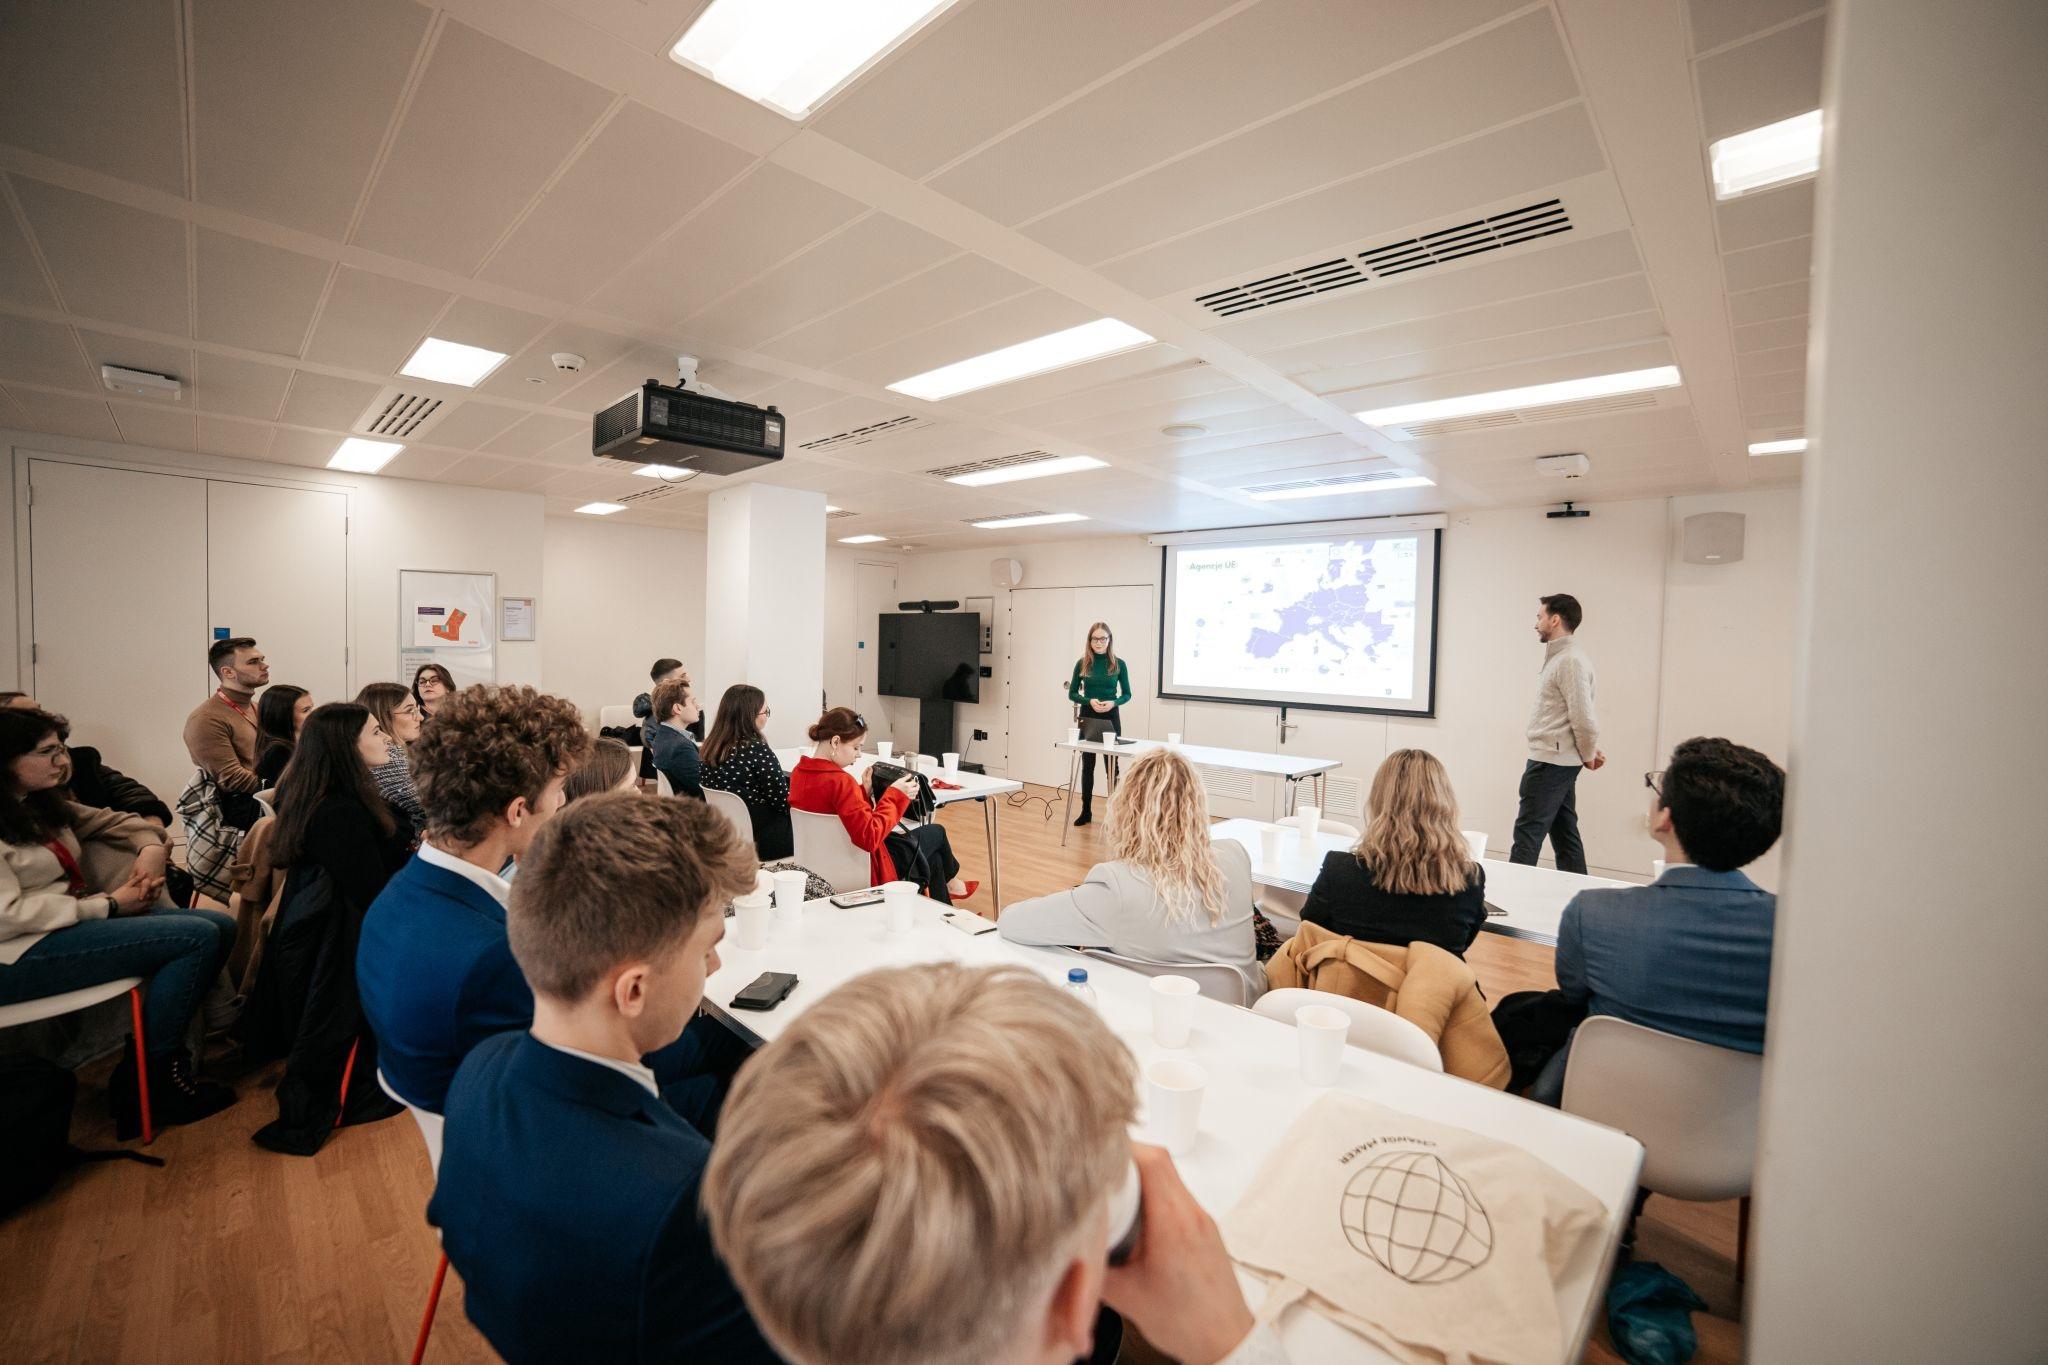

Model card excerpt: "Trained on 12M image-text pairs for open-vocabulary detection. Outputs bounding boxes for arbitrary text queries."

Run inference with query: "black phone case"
[730,973,798,1011]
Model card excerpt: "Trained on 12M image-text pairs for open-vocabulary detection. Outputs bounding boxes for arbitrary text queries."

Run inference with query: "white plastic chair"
[1562,1016,1763,1279]
[655,769,674,797]
[1314,819,1361,839]
[790,808,872,892]
[704,787,754,845]
[1077,948,1248,1008]
[597,704,637,731]
[377,1069,448,1365]
[0,977,154,1142]
[1253,987,1444,1072]
[1463,830,1488,860]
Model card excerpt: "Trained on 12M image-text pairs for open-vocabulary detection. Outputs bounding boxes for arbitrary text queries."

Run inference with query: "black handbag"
[868,762,936,824]
[0,1055,162,1217]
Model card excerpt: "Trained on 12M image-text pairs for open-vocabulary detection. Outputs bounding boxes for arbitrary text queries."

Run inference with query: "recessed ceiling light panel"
[1356,366,1682,429]
[972,512,1089,529]
[888,319,1153,401]
[947,455,1107,487]
[1711,109,1822,200]
[1748,438,1808,455]
[577,502,627,516]
[326,437,403,473]
[839,533,888,544]
[400,337,509,388]
[671,0,964,121]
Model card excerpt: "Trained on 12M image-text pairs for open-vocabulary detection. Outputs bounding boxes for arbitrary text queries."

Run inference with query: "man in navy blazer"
[430,790,777,1363]
[1531,736,1784,1105]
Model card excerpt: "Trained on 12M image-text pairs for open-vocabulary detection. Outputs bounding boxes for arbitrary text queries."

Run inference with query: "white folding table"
[1208,817,1632,947]
[775,749,1023,907]
[701,892,1643,1364]
[1054,738,1342,844]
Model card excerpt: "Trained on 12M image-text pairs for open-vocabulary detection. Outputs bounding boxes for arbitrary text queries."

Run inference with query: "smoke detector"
[1536,452,1590,478]
[550,352,585,372]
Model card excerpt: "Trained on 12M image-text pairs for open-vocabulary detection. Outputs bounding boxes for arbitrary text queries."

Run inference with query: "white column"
[1750,2,2048,1359]
[703,484,826,750]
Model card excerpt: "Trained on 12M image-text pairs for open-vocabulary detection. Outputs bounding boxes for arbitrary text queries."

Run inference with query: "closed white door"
[1006,588,1077,788]
[27,459,210,806]
[207,481,348,703]
[852,561,895,743]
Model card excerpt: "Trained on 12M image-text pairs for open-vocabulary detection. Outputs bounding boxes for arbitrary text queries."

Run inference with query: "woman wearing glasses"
[1066,620,1132,827]
[700,684,793,860]
[789,707,973,904]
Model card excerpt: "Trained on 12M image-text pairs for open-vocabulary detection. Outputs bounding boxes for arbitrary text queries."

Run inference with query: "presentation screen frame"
[1153,520,1443,718]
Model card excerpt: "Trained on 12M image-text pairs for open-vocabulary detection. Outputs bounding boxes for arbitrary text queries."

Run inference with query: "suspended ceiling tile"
[1713,178,1814,252]
[418,400,525,450]
[188,351,295,420]
[194,415,277,460]
[7,386,120,440]
[279,370,383,429]
[475,324,639,401]
[433,296,552,359]
[191,0,429,237]
[302,266,452,374]
[932,0,1526,226]
[1694,12,1825,141]
[75,330,194,389]
[684,214,957,351]
[1727,280,1809,327]
[1297,310,1668,397]
[195,229,332,354]
[811,0,1237,180]
[479,412,587,457]
[108,401,197,451]
[1721,235,1812,293]
[0,314,93,390]
[1736,345,1806,378]
[0,206,57,309]
[266,427,350,467]
[13,180,190,336]
[351,20,615,274]
[0,0,187,195]
[1099,104,1608,300]
[1025,11,1581,266]
[831,289,1104,388]
[479,101,756,301]
[1733,316,1808,353]
[1686,0,1825,55]
[754,253,1035,369]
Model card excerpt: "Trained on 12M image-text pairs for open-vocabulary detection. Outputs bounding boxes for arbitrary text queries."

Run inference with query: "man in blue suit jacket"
[1531,736,1784,1105]
[430,790,777,1363]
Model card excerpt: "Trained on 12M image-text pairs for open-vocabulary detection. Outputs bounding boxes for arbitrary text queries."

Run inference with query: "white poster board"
[399,569,496,691]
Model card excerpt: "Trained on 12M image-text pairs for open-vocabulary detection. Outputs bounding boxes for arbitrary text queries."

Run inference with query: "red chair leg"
[127,986,154,1146]
[334,1036,361,1129]
[1736,1195,1751,1285]
[409,1251,449,1365]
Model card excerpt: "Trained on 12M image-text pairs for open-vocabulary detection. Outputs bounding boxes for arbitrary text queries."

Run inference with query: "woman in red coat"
[788,708,974,904]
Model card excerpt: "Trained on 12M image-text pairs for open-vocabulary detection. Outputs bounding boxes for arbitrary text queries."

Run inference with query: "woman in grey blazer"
[1000,747,1265,1003]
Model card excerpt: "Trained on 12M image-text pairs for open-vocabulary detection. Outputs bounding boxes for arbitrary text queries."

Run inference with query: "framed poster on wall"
[399,569,496,691]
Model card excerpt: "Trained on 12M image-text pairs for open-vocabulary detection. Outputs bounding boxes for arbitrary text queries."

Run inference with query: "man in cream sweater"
[1510,594,1603,873]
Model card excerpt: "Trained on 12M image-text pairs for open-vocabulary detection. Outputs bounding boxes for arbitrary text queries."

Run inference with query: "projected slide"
[1160,524,1440,715]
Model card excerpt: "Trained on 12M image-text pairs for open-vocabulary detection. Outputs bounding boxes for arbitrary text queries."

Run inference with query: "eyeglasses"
[27,742,66,762]
[1643,770,1665,797]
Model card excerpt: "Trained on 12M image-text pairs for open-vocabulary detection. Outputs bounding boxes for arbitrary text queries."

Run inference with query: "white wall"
[541,515,706,724]
[1749,2,2048,1357]
[844,490,1801,882]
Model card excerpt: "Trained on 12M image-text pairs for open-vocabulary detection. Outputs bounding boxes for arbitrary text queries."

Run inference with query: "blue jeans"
[0,910,235,1057]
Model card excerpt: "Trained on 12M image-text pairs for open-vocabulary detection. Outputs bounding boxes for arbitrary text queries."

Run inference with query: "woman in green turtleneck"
[1066,620,1132,827]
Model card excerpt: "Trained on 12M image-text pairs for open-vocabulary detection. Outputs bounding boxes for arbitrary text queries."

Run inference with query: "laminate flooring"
[0,783,1743,1363]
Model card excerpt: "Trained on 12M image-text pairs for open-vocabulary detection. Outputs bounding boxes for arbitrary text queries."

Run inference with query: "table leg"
[1283,776,1298,817]
[1060,748,1078,847]
[984,796,1002,914]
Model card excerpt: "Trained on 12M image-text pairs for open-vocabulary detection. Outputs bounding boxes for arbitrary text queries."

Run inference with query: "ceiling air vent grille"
[1391,389,1663,440]
[1193,199,1574,319]
[354,388,449,439]
[827,507,857,519]
[961,510,1049,524]
[924,450,1055,480]
[799,415,928,450]
[1241,470,1419,497]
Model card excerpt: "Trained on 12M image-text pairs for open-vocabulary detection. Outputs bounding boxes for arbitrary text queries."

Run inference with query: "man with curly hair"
[358,685,591,1112]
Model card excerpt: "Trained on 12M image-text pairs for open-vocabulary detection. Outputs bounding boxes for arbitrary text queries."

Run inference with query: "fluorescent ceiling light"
[839,533,888,544]
[400,337,509,388]
[633,464,699,480]
[888,319,1154,401]
[1249,475,1435,502]
[1748,438,1807,455]
[326,437,403,473]
[1356,366,1683,429]
[576,502,627,516]
[1711,110,1822,200]
[947,455,1108,487]
[671,0,962,121]
[825,504,842,513]
[972,512,1089,529]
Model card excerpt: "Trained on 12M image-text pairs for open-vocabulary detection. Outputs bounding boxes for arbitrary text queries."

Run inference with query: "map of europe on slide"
[1175,537,1420,700]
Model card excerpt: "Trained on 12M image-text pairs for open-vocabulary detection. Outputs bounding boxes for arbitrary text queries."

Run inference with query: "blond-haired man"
[703,962,1287,1365]
[429,791,777,1364]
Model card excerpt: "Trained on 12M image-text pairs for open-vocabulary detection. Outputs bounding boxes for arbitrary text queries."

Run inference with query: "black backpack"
[0,1054,163,1218]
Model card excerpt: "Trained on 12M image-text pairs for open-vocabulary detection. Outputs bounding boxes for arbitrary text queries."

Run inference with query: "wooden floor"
[0,784,1743,1364]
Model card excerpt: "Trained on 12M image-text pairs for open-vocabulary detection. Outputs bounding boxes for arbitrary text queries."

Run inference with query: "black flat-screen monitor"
[878,612,979,703]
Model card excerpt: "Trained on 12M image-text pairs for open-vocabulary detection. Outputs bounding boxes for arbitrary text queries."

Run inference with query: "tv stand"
[915,699,955,759]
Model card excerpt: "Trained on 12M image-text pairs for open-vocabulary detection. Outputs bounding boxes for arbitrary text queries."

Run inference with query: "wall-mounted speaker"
[1681,511,1746,565]
[990,557,1024,588]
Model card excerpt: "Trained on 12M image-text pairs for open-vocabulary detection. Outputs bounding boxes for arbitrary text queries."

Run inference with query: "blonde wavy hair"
[1108,746,1229,926]
[1356,749,1474,896]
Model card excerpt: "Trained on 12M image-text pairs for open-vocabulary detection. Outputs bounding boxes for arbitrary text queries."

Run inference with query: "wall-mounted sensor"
[101,364,183,400]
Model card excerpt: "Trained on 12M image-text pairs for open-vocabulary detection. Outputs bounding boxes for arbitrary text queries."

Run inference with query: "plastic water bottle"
[1064,967,1098,1007]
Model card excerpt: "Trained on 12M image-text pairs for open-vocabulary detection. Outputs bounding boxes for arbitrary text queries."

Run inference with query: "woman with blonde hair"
[1064,620,1131,827]
[1300,748,1487,953]
[1000,746,1262,1001]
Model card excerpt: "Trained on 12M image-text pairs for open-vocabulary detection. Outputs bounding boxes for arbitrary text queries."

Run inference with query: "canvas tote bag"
[1221,1092,1609,1364]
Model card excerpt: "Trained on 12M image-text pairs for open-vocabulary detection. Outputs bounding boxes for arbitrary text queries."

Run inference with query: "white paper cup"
[1149,975,1199,1048]
[773,869,808,913]
[942,751,959,772]
[1651,859,1667,881]
[883,880,917,934]
[1144,1058,1207,1155]
[1066,726,1082,743]
[1295,806,1322,839]
[733,892,770,950]
[1166,731,1183,745]
[1296,1004,1349,1086]
[877,741,893,759]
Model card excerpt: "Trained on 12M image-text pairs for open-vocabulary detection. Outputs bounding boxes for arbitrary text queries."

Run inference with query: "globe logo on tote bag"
[1340,1149,1495,1284]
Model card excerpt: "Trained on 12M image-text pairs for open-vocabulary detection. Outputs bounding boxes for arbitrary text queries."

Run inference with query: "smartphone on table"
[730,972,799,1011]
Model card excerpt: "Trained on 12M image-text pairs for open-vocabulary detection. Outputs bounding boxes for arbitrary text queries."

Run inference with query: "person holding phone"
[1067,621,1132,827]
[788,708,973,905]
